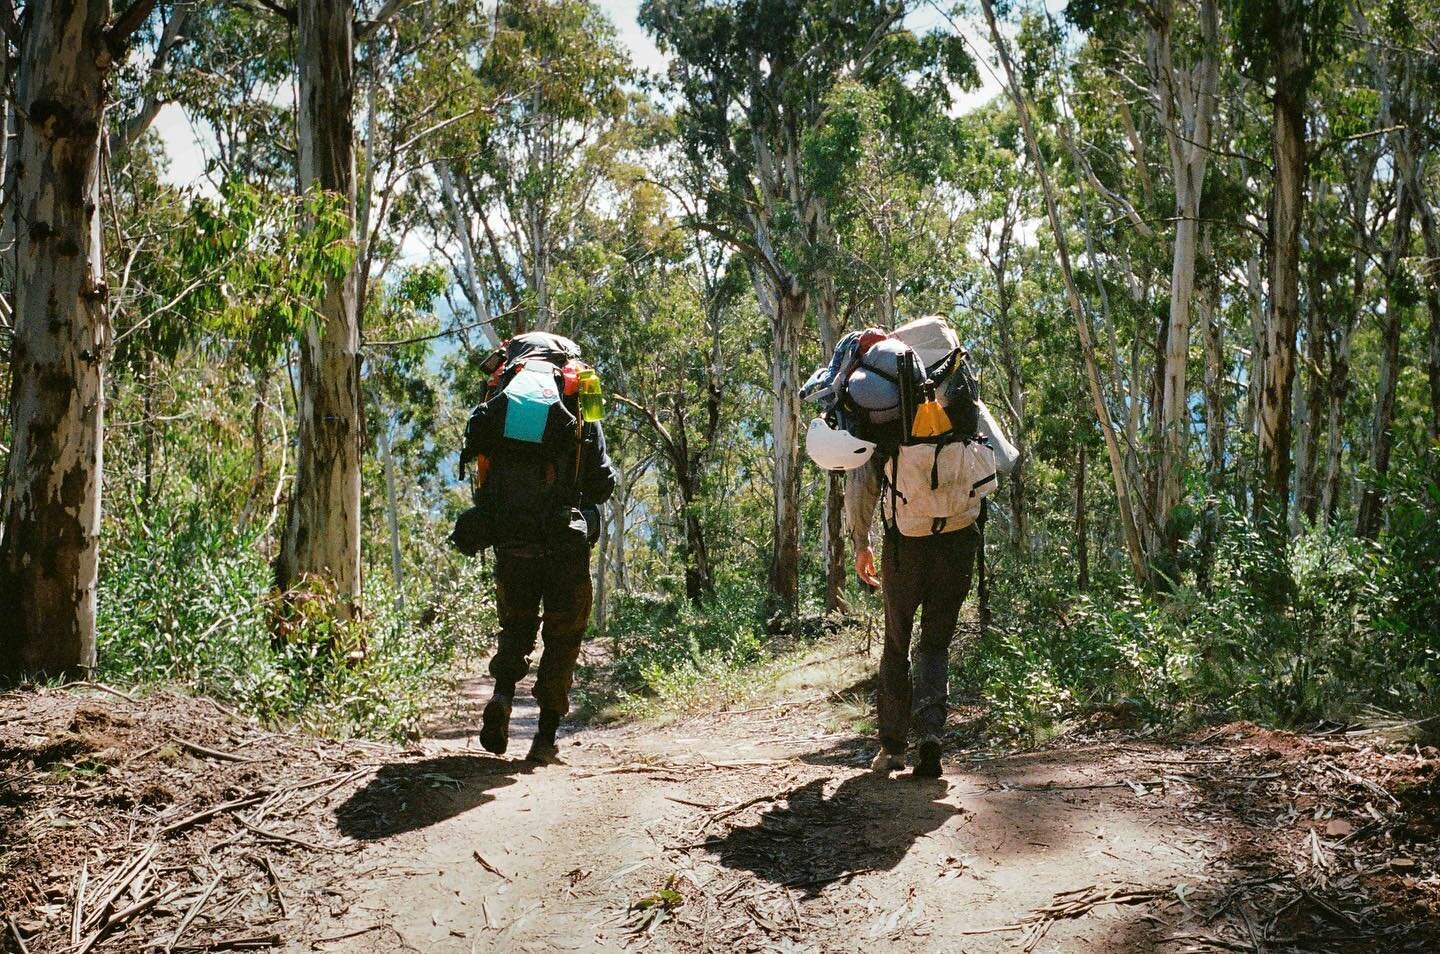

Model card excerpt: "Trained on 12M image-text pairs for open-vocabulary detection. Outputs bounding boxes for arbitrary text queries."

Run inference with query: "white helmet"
[805,417,876,471]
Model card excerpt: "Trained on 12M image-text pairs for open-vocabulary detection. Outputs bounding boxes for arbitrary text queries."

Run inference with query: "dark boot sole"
[913,740,943,778]
[480,697,511,755]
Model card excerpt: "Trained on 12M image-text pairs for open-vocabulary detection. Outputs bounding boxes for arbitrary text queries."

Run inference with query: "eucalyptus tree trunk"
[1295,189,1325,526]
[1197,227,1225,584]
[1416,192,1440,443]
[1256,21,1307,529]
[980,0,1147,586]
[1356,181,1413,539]
[593,509,609,633]
[814,252,847,616]
[1150,0,1219,555]
[378,420,404,608]
[1322,154,1375,522]
[0,0,150,679]
[764,281,807,619]
[436,162,500,349]
[1074,442,1088,592]
[277,0,363,612]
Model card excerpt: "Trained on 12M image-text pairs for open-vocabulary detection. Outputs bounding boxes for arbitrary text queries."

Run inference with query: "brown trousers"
[877,524,979,753]
[489,544,593,716]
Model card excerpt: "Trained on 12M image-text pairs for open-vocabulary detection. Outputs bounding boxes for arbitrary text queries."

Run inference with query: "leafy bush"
[601,580,768,708]
[963,454,1440,739]
[97,503,493,739]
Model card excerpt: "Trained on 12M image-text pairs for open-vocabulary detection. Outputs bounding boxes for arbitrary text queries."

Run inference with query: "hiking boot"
[913,737,943,778]
[870,749,905,775]
[526,709,563,765]
[479,694,512,755]
[526,739,562,765]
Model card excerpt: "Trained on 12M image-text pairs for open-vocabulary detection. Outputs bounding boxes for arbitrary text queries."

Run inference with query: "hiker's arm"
[846,459,882,588]
[458,404,496,479]
[579,422,618,506]
[845,458,881,552]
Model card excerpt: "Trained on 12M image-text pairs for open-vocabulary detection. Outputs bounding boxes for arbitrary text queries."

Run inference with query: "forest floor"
[3,638,1439,953]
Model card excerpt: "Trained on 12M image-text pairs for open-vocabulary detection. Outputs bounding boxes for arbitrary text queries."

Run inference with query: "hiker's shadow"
[335,755,534,840]
[708,774,959,897]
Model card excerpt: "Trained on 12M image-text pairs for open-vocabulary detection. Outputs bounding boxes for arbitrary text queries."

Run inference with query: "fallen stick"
[166,872,224,953]
[86,842,158,929]
[76,885,181,954]
[174,933,281,952]
[6,915,31,954]
[256,854,288,918]
[160,793,269,837]
[58,681,139,704]
[72,860,88,946]
[172,736,258,763]
[291,768,369,815]
[310,924,382,946]
[473,850,512,880]
[237,818,342,853]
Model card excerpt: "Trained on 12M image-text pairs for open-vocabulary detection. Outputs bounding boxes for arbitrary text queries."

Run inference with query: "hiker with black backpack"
[804,317,1016,778]
[453,332,617,765]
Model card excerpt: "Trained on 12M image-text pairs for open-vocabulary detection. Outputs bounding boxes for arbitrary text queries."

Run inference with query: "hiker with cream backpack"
[803,316,1017,778]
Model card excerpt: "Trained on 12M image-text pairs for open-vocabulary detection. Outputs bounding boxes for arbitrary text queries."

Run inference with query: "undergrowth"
[96,504,493,739]
[964,455,1440,742]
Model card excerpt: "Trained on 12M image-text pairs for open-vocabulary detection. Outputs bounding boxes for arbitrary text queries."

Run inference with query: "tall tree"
[275,0,363,607]
[0,0,158,679]
[1235,0,1340,527]
[643,0,972,616]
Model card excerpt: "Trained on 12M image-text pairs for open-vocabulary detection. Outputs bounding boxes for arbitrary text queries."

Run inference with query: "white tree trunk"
[981,0,1147,585]
[1257,26,1307,525]
[436,161,500,349]
[378,419,404,608]
[0,0,118,679]
[277,0,363,612]
[1151,0,1218,552]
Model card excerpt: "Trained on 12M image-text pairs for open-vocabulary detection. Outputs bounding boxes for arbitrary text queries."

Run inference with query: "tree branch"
[356,0,412,41]
[108,0,160,50]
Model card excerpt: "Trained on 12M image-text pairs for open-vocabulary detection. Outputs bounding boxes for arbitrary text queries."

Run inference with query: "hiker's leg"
[532,545,593,718]
[489,549,544,695]
[911,526,979,741]
[878,530,921,754]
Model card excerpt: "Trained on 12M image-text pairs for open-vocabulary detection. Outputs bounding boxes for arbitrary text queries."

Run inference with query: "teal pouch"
[502,362,560,444]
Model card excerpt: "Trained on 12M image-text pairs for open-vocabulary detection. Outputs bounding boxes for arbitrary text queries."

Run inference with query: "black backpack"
[451,333,591,553]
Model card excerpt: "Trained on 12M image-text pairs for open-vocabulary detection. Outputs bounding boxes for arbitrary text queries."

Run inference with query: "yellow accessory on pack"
[578,368,605,422]
[911,382,950,438]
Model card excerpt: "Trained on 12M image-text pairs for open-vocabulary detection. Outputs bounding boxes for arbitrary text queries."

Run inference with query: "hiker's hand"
[855,547,880,589]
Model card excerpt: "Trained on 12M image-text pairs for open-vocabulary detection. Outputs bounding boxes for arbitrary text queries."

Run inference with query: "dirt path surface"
[3,646,1437,953]
[322,648,1438,953]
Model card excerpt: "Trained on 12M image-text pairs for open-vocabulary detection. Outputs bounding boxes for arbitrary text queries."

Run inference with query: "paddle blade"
[912,400,950,438]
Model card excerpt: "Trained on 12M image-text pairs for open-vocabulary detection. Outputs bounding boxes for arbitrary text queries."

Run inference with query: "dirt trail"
[317,648,1332,953]
[4,646,1436,953]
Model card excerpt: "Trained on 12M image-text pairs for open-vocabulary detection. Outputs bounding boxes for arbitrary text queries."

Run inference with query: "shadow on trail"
[707,773,958,897]
[335,755,534,840]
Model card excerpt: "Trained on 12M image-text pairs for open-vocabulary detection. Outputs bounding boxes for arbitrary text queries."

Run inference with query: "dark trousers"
[877,525,979,753]
[489,544,593,716]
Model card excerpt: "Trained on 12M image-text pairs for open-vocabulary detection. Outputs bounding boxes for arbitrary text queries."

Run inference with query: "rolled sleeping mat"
[977,400,1019,475]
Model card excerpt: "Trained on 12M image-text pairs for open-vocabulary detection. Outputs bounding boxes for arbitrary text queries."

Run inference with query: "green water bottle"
[578,368,605,422]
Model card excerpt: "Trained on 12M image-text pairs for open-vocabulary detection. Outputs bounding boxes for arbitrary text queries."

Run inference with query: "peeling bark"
[276,0,363,613]
[0,0,115,679]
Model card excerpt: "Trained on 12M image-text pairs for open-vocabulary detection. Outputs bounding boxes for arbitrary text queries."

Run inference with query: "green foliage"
[602,581,768,704]
[964,454,1440,739]
[96,503,493,740]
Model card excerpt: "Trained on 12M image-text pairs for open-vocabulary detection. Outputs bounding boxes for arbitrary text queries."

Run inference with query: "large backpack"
[806,316,997,537]
[457,332,591,550]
